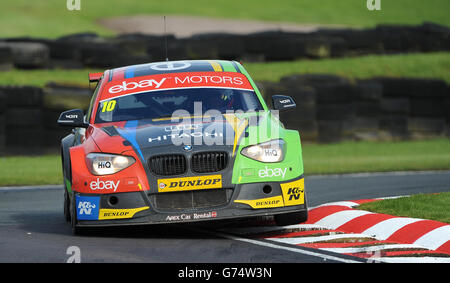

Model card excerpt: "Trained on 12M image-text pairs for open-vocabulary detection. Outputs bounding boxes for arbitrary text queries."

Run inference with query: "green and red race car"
[58,60,307,234]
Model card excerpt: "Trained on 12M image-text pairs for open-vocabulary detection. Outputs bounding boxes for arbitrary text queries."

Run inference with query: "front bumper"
[74,176,307,227]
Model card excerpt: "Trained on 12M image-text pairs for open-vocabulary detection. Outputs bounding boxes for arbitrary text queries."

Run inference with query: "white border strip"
[320,243,429,254]
[376,257,450,263]
[267,233,374,245]
[218,224,328,236]
[211,230,362,263]
[0,185,63,192]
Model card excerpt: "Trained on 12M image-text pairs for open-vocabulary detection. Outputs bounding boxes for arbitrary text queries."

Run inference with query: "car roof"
[107,60,242,82]
[90,60,268,123]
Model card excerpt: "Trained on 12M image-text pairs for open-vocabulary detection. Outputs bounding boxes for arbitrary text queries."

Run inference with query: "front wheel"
[64,188,71,222]
[61,150,72,222]
[274,210,308,226]
[70,193,86,235]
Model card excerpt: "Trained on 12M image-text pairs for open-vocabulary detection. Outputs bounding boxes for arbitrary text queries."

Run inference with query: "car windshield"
[95,88,264,123]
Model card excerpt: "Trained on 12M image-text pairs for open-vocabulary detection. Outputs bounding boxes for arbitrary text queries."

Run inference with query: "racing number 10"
[101,100,116,112]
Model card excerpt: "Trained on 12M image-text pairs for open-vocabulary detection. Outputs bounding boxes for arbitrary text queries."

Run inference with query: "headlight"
[241,139,285,163]
[86,153,135,175]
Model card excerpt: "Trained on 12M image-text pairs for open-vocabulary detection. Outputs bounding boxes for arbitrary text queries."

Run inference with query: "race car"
[58,60,307,234]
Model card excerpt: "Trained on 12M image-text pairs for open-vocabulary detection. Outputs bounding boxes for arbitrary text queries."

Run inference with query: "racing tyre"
[61,151,71,222]
[64,188,71,222]
[274,210,308,226]
[70,193,86,235]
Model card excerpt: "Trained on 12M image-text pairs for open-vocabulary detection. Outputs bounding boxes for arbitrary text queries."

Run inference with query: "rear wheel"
[275,210,308,226]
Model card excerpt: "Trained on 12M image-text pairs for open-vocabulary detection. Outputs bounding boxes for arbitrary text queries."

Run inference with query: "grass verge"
[302,138,450,175]
[0,68,102,88]
[0,155,61,186]
[245,52,450,83]
[1,53,449,87]
[358,192,450,223]
[1,0,449,38]
[1,139,450,186]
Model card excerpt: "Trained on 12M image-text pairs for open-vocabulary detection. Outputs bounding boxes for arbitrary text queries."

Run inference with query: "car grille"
[150,189,232,211]
[148,152,228,175]
[191,151,228,173]
[148,154,187,176]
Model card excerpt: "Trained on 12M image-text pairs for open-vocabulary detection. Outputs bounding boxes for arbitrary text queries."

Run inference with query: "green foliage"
[302,139,450,175]
[1,53,449,87]
[245,52,450,83]
[0,155,61,186]
[0,0,448,38]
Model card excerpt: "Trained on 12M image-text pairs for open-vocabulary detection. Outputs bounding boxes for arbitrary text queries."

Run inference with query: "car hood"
[90,112,282,160]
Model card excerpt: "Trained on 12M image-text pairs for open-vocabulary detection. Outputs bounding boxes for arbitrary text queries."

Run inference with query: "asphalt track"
[0,171,449,263]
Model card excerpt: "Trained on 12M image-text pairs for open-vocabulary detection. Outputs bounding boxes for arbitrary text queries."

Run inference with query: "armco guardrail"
[0,75,448,154]
[0,22,449,69]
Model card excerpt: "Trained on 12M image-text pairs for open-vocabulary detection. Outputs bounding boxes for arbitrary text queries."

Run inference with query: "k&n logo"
[78,201,96,215]
[287,187,304,201]
[281,179,305,206]
[76,196,100,220]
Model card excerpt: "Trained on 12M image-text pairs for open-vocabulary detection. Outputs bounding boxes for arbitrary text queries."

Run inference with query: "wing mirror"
[271,95,296,112]
[57,109,89,128]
